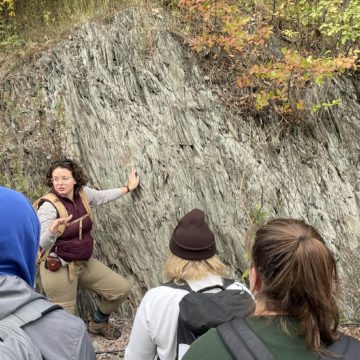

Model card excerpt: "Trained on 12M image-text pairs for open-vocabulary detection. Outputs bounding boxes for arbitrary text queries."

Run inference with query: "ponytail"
[252,218,340,353]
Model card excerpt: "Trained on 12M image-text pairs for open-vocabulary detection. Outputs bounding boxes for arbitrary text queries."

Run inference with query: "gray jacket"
[0,275,96,360]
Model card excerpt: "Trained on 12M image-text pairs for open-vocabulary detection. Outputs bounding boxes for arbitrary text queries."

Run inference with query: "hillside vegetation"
[176,0,359,125]
[0,0,130,76]
[1,0,359,123]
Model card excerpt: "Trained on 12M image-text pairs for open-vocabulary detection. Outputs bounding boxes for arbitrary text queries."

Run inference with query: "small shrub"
[250,204,268,226]
[178,0,359,125]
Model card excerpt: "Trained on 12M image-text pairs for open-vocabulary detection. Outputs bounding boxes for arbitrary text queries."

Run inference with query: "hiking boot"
[88,319,122,340]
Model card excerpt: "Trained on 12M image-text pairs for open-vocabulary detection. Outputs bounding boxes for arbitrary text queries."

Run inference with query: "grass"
[0,0,158,77]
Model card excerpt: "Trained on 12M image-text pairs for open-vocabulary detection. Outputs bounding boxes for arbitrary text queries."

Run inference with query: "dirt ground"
[90,317,360,359]
[90,316,131,359]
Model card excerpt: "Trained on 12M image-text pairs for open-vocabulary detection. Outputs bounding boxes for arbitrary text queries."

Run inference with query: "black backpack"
[164,279,255,359]
[218,317,360,360]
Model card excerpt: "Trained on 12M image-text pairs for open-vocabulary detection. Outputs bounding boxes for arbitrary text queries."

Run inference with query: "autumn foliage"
[178,0,359,122]
[1,0,358,123]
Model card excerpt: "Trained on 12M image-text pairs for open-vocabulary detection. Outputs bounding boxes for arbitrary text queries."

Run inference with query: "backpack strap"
[33,193,68,236]
[34,193,68,219]
[218,317,276,360]
[34,189,92,239]
[197,285,225,293]
[322,335,360,360]
[36,247,51,266]
[219,318,360,360]
[79,189,93,221]
[163,278,236,293]
[1,298,62,328]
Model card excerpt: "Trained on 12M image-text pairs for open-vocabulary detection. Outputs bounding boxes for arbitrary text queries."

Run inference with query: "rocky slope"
[0,8,359,320]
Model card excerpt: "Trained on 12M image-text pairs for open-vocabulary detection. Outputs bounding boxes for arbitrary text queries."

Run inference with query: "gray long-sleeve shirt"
[37,186,124,249]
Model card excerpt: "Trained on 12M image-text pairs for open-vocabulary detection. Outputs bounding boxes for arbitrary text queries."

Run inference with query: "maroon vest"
[51,188,93,261]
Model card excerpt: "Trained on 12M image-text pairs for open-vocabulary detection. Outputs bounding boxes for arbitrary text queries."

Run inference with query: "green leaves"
[179,0,358,123]
[310,99,342,113]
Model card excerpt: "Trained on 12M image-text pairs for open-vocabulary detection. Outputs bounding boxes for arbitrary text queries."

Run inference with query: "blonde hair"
[164,253,229,283]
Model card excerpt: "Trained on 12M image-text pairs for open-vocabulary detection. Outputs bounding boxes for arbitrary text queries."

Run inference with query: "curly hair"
[45,159,89,189]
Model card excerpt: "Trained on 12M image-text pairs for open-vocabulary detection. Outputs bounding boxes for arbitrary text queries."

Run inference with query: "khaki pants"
[39,257,130,315]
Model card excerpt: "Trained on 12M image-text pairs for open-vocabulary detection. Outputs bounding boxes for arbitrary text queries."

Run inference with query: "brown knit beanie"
[169,209,216,261]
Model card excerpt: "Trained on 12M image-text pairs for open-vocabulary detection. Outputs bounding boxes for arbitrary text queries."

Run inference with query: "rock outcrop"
[0,8,359,319]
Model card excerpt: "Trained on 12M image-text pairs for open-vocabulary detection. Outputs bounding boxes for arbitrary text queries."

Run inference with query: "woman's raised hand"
[48,215,73,235]
[127,169,140,191]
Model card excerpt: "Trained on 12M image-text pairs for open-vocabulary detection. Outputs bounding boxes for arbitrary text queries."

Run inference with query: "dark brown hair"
[45,159,89,189]
[251,218,340,353]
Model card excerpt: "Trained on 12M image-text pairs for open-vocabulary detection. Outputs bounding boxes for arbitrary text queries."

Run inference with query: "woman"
[37,158,139,340]
[184,218,360,359]
[125,208,252,360]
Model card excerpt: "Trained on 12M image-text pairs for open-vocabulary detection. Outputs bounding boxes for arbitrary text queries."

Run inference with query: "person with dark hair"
[125,208,252,360]
[0,186,96,359]
[36,158,139,340]
[184,218,360,359]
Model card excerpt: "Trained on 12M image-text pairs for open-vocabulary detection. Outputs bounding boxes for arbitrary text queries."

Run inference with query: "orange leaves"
[178,0,358,121]
[244,50,357,114]
[330,55,357,70]
[236,75,253,87]
[189,34,219,51]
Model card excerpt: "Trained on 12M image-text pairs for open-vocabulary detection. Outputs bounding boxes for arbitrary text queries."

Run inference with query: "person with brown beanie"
[125,209,251,360]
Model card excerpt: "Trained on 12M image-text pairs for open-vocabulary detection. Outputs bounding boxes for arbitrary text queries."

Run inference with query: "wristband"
[125,185,131,193]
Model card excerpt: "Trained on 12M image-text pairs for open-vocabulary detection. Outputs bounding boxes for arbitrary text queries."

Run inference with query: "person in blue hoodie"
[0,186,96,360]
